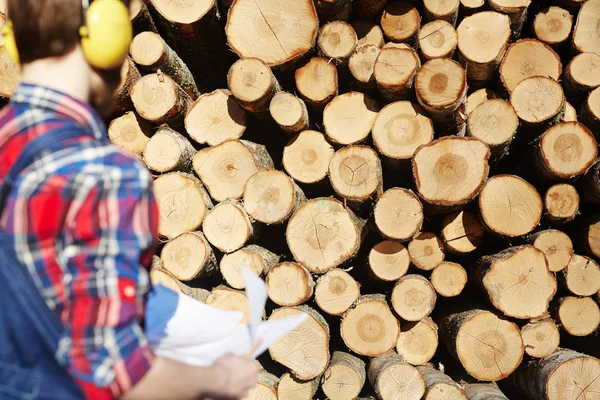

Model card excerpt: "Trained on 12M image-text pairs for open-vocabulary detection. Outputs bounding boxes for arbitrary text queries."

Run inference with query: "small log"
[268,306,330,380]
[456,11,511,86]
[463,383,509,400]
[418,20,458,61]
[372,101,433,167]
[430,261,467,297]
[413,137,490,211]
[150,257,210,302]
[423,0,460,25]
[317,21,358,65]
[185,89,247,146]
[441,210,485,254]
[227,58,281,114]
[373,47,420,101]
[459,0,485,16]
[367,240,410,281]
[322,352,366,400]
[220,245,280,289]
[245,371,278,400]
[193,140,274,202]
[315,268,360,316]
[572,0,600,54]
[368,351,425,400]
[581,87,600,138]
[323,92,380,145]
[499,39,562,94]
[154,172,213,239]
[477,246,557,319]
[269,92,309,134]
[581,161,600,204]
[543,184,580,224]
[314,0,352,22]
[396,318,439,366]
[352,20,385,48]
[555,296,600,336]
[533,7,573,50]
[295,57,338,109]
[341,294,400,356]
[418,364,467,400]
[129,0,158,34]
[391,274,437,321]
[206,285,251,323]
[277,373,319,400]
[563,52,600,103]
[380,2,421,47]
[488,0,531,38]
[373,188,424,242]
[465,88,501,115]
[244,170,306,225]
[286,197,365,273]
[282,130,335,185]
[510,76,565,132]
[129,31,199,100]
[114,57,141,115]
[561,254,600,297]
[512,349,600,400]
[562,102,578,122]
[353,0,388,19]
[108,112,153,156]
[529,229,574,273]
[521,318,560,358]
[130,73,192,126]
[415,58,467,135]
[348,45,381,91]
[202,200,255,253]
[440,309,524,381]
[160,231,216,281]
[266,262,314,307]
[581,214,600,259]
[143,126,195,173]
[226,0,319,69]
[479,175,543,237]
[328,145,383,207]
[466,99,517,159]
[408,232,445,271]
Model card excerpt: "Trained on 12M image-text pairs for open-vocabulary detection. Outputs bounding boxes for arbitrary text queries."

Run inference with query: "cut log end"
[245,371,278,400]
[108,112,153,155]
[349,45,381,90]
[368,240,410,282]
[130,73,189,124]
[424,0,459,25]
[511,76,565,126]
[322,352,366,400]
[380,2,421,46]
[557,296,600,336]
[521,318,560,358]
[269,92,309,134]
[374,188,424,242]
[415,58,467,116]
[419,20,458,61]
[531,229,574,273]
[582,87,600,137]
[227,58,280,113]
[565,52,600,100]
[391,274,437,321]
[160,231,215,281]
[244,170,304,224]
[329,145,383,204]
[315,268,360,316]
[368,351,425,400]
[441,211,485,254]
[573,0,600,54]
[318,21,358,64]
[467,99,517,156]
[143,127,194,173]
[202,201,253,253]
[465,88,501,115]
[266,262,314,307]
[418,365,467,400]
[295,57,338,108]
[374,47,420,101]
[283,130,334,184]
[277,373,318,400]
[206,286,251,323]
[408,232,445,271]
[463,383,509,400]
[352,20,385,48]
[544,184,580,224]
[430,261,467,297]
[564,254,600,297]
[396,318,439,365]
[220,245,280,289]
[534,6,573,46]
[323,92,380,145]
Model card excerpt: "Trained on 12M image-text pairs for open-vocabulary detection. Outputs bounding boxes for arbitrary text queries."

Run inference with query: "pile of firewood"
[3,0,600,398]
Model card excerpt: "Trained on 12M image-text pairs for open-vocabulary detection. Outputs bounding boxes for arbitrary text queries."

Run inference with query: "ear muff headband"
[1,0,131,70]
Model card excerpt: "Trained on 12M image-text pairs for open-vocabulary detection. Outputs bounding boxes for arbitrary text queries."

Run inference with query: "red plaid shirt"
[0,84,158,398]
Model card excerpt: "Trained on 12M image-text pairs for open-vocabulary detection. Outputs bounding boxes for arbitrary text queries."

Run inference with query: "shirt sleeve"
[57,162,158,398]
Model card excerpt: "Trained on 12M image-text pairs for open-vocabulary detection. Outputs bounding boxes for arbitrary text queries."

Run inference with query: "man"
[0,0,259,398]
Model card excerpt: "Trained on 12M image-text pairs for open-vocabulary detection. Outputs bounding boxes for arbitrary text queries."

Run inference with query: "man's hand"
[207,354,261,399]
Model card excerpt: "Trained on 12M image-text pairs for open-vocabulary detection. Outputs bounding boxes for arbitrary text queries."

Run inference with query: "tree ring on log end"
[374,188,423,241]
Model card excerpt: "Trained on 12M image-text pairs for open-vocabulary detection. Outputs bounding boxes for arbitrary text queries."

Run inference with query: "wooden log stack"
[5,0,600,398]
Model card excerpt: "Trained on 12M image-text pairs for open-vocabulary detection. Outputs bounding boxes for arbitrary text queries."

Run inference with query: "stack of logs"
[3,0,600,398]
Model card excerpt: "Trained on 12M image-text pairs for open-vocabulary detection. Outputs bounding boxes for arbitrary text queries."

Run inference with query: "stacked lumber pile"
[4,0,600,398]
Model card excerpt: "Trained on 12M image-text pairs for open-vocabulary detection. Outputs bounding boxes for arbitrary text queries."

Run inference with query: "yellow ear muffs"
[79,0,132,70]
[1,21,20,65]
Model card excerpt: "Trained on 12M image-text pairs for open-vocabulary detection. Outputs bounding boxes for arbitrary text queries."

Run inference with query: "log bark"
[314,268,360,316]
[561,254,600,297]
[581,161,600,204]
[367,240,410,281]
[322,352,366,400]
[488,0,531,38]
[323,92,380,145]
[521,318,561,358]
[512,349,600,400]
[373,188,424,242]
[202,200,256,253]
[528,229,574,273]
[373,47,420,101]
[554,296,600,336]
[572,0,600,54]
[477,245,557,319]
[129,0,158,34]
[543,183,580,224]
[114,57,141,115]
[348,45,380,91]
[206,285,251,323]
[396,318,439,366]
[479,175,543,237]
[463,383,509,400]
[440,210,485,254]
[580,87,600,140]
[129,31,199,100]
[317,21,358,65]
[391,274,436,321]
[192,139,274,202]
[533,7,573,50]
[184,89,247,146]
[380,2,421,47]
[269,92,309,134]
[408,232,445,271]
[282,130,335,185]
[423,0,460,25]
[227,58,281,114]
[108,112,153,156]
[268,306,330,380]
[266,262,315,306]
[467,98,517,160]
[220,245,280,289]
[277,373,319,400]
[160,231,217,281]
[413,137,490,212]
[341,294,399,356]
[563,52,600,104]
[352,20,385,48]
[418,364,467,400]
[143,126,195,173]
[440,309,524,381]
[510,76,566,133]
[580,213,600,259]
[286,197,365,273]
[295,57,338,110]
[154,172,213,239]
[245,371,278,400]
[430,261,467,297]
[368,351,425,400]
[314,0,352,22]
[418,20,458,61]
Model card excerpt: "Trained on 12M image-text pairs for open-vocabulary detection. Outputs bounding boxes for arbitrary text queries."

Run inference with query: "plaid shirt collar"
[11,83,107,142]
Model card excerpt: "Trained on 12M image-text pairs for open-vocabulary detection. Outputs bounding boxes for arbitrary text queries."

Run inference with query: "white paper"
[242,268,267,343]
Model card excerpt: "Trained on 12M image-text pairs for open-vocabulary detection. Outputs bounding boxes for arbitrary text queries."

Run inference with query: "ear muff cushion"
[81,0,132,70]
[1,21,20,64]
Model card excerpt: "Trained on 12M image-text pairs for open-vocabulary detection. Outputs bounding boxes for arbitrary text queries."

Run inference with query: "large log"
[510,76,565,134]
[581,161,600,204]
[563,52,600,103]
[533,6,573,50]
[580,214,600,259]
[572,0,600,54]
[554,296,600,337]
[206,285,251,322]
